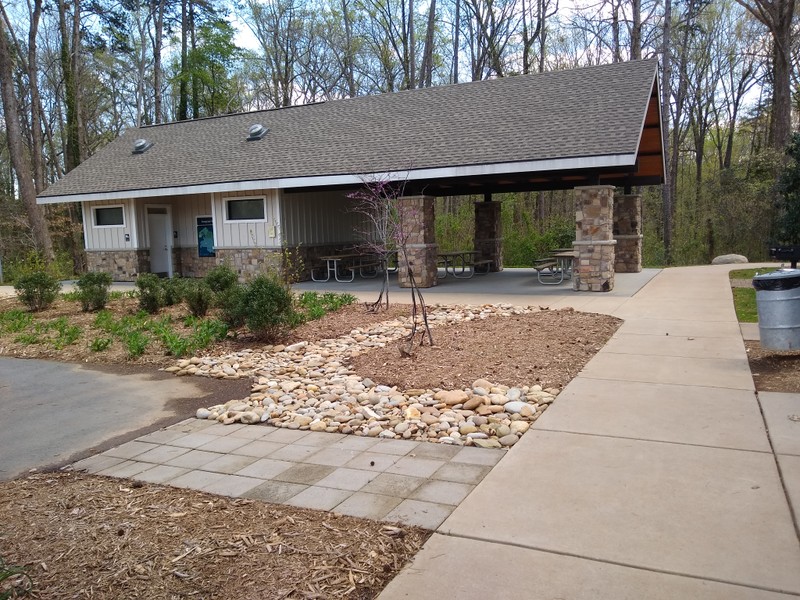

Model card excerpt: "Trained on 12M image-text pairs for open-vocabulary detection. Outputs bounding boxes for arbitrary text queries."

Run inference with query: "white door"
[147,210,171,276]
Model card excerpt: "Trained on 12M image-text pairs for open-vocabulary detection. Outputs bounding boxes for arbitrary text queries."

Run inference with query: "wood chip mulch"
[745,341,800,393]
[0,472,430,599]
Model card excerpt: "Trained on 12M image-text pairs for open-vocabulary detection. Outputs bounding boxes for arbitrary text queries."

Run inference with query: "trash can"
[752,268,800,350]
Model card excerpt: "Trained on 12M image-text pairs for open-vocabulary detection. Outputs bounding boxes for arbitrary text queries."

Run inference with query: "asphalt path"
[0,358,248,481]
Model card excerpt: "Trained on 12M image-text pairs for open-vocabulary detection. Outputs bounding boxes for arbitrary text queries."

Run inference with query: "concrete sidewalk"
[380,265,800,599]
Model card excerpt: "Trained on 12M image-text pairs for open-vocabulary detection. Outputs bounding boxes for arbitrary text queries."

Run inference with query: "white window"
[225,197,266,222]
[93,205,125,227]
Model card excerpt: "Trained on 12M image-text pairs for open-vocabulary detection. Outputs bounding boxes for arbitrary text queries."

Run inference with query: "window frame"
[92,205,126,228]
[223,196,268,223]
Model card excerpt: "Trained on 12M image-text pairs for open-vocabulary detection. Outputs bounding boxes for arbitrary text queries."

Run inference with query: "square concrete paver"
[75,454,123,474]
[202,423,247,436]
[331,436,379,452]
[233,440,285,458]
[777,454,800,520]
[135,444,190,464]
[410,480,473,505]
[384,499,453,529]
[134,464,188,484]
[269,444,321,462]
[243,480,308,503]
[379,534,794,600]
[274,463,336,485]
[296,432,345,448]
[431,462,491,485]
[228,425,276,440]
[196,435,252,454]
[268,429,311,444]
[303,447,359,467]
[362,473,425,497]
[759,392,800,456]
[409,443,462,461]
[104,440,157,460]
[169,469,229,491]
[203,454,258,474]
[98,460,153,478]
[335,492,402,520]
[386,456,444,478]
[286,486,352,511]
[167,432,220,449]
[441,429,800,593]
[316,468,377,491]
[370,439,420,456]
[236,458,293,479]
[450,446,505,466]
[136,429,188,445]
[345,453,399,472]
[165,449,223,469]
[202,474,264,497]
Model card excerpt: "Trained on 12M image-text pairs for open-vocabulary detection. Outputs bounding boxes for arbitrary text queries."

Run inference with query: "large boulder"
[712,254,748,265]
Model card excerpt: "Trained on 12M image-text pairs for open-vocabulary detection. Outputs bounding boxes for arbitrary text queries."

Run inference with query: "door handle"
[164,245,168,251]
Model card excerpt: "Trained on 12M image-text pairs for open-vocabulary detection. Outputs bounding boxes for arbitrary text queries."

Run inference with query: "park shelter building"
[37,59,664,291]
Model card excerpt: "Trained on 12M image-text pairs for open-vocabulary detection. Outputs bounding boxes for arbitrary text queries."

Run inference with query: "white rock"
[712,254,748,264]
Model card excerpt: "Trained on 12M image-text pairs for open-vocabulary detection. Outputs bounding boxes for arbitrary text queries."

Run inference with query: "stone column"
[474,201,503,272]
[613,193,643,273]
[398,195,438,288]
[573,185,616,292]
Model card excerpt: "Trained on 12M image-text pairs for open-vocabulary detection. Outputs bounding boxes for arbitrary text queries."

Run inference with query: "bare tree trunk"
[151,0,166,122]
[452,0,460,82]
[0,19,54,261]
[419,0,436,87]
[408,0,416,88]
[631,0,642,59]
[179,0,189,120]
[58,0,81,172]
[660,0,673,263]
[27,0,45,192]
[341,0,357,96]
[611,0,621,63]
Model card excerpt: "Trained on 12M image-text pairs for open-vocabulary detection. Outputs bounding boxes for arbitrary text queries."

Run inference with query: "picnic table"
[437,251,493,279]
[535,249,576,285]
[310,251,395,283]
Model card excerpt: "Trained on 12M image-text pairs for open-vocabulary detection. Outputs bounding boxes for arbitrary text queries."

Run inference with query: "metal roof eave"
[37,152,637,205]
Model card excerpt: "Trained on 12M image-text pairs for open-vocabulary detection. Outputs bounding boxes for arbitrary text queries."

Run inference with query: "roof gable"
[39,59,663,202]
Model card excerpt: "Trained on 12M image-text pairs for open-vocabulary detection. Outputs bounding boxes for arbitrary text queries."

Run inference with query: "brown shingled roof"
[39,59,663,202]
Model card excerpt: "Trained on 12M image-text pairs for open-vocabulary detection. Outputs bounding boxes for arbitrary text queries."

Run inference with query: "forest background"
[0,0,797,280]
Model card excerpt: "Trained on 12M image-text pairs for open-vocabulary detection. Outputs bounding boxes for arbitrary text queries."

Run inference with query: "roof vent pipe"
[247,124,268,141]
[132,139,153,154]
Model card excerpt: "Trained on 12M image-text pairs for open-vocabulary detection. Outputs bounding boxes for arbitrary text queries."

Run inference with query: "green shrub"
[90,337,113,352]
[297,291,356,321]
[205,264,239,293]
[76,271,113,312]
[158,329,192,357]
[191,318,228,348]
[162,277,188,306]
[184,281,213,317]
[136,273,163,314]
[217,284,247,328]
[240,275,301,341]
[93,310,116,332]
[51,316,81,348]
[14,271,61,311]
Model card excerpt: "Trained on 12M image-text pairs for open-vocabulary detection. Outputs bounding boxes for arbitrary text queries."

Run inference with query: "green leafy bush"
[191,318,228,348]
[205,264,239,294]
[217,284,247,328]
[14,271,61,311]
[76,271,113,312]
[136,273,163,314]
[184,281,213,317]
[51,316,81,348]
[122,330,149,357]
[162,277,187,306]
[297,291,357,321]
[240,275,301,341]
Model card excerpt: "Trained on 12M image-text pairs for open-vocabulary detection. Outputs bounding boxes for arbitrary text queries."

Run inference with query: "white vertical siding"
[212,189,281,248]
[135,194,212,249]
[280,190,368,246]
[83,199,136,250]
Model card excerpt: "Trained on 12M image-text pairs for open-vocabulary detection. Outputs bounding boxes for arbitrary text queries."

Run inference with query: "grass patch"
[729,267,780,280]
[732,287,758,322]
[297,292,357,321]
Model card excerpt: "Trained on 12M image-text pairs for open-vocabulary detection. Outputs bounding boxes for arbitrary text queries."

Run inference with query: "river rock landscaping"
[175,304,622,448]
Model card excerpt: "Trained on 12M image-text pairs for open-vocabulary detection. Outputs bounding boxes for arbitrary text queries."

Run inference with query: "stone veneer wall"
[215,248,283,281]
[397,196,438,288]
[474,201,503,272]
[573,185,616,292]
[613,193,643,273]
[86,250,149,281]
[175,248,217,278]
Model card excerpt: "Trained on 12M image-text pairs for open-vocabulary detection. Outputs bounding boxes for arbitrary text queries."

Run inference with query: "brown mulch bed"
[0,472,429,600]
[350,308,622,391]
[745,341,800,393]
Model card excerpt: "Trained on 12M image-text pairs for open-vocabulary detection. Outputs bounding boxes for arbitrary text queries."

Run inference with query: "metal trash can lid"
[752,268,800,291]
